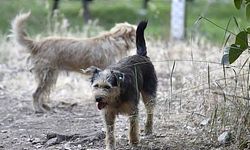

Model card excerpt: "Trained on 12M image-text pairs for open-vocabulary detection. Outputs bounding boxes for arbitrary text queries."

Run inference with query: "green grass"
[0,0,49,35]
[0,0,248,44]
[186,1,248,43]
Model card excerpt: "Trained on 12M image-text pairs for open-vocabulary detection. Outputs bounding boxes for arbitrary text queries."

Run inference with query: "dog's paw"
[106,145,116,150]
[42,104,51,111]
[129,138,139,147]
[129,142,140,150]
[34,104,51,113]
[144,129,152,136]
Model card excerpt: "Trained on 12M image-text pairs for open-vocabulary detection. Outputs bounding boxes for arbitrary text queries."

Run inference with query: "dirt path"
[0,69,215,150]
[0,41,232,150]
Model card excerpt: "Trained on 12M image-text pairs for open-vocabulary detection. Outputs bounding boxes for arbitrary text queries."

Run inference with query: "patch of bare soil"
[0,40,239,150]
[0,68,223,150]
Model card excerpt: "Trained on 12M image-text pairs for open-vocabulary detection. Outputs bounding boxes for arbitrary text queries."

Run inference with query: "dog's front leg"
[104,110,116,150]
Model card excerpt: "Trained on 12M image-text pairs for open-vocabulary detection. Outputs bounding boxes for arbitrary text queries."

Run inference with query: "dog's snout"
[95,97,103,102]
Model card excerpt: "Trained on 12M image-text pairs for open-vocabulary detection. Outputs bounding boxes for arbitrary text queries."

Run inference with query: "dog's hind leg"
[141,91,155,135]
[33,85,47,113]
[33,68,58,113]
[129,109,139,146]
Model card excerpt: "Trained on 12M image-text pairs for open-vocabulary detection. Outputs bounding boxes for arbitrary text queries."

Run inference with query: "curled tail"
[11,12,35,53]
[136,20,147,56]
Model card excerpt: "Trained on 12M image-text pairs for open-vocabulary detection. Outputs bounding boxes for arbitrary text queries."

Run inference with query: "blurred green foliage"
[223,0,250,64]
[0,0,247,44]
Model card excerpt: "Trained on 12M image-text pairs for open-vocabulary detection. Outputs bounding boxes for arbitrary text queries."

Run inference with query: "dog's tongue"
[96,102,107,110]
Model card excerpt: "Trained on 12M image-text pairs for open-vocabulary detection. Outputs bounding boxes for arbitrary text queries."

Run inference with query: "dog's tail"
[11,12,35,53]
[136,20,147,56]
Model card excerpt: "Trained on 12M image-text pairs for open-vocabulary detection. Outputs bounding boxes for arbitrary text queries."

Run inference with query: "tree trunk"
[82,0,91,23]
[51,0,60,17]
[142,0,150,9]
[170,0,186,40]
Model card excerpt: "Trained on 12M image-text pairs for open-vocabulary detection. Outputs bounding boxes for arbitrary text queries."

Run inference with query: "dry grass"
[1,19,249,149]
[148,37,250,149]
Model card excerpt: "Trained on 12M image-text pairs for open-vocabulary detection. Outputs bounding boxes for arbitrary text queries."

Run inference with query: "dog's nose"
[95,97,103,102]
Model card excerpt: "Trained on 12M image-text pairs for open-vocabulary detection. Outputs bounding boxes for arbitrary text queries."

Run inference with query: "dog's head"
[110,22,137,50]
[81,66,124,110]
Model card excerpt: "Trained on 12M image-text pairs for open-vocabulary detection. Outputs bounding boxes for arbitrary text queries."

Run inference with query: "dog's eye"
[103,85,111,89]
[93,84,99,88]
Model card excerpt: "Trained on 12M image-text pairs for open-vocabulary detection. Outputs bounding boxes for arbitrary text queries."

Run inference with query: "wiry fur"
[84,21,157,150]
[11,12,136,113]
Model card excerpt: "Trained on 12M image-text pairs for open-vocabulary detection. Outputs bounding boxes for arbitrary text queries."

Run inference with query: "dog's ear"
[111,70,124,87]
[81,66,101,75]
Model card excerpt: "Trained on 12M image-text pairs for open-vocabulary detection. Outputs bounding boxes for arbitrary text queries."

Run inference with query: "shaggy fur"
[11,12,136,113]
[83,21,157,150]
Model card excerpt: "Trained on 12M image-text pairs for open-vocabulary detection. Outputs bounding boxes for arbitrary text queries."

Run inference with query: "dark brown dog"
[83,20,157,150]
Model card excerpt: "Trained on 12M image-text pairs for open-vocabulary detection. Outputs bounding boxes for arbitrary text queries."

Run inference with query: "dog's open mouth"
[96,102,107,110]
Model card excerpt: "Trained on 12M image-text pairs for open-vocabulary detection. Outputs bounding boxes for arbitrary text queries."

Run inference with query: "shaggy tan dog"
[11,12,136,113]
